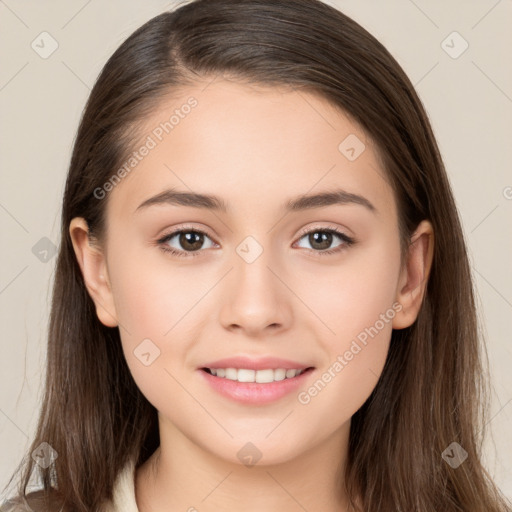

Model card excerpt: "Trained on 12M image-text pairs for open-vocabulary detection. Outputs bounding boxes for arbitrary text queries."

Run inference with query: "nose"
[219,245,292,337]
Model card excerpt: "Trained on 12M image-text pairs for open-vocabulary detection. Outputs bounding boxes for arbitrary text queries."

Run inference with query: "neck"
[135,417,353,512]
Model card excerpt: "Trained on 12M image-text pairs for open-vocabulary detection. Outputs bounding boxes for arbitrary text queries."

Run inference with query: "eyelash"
[156,225,356,258]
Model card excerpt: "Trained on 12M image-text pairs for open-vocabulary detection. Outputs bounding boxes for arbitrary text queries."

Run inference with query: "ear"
[69,217,118,328]
[392,220,434,330]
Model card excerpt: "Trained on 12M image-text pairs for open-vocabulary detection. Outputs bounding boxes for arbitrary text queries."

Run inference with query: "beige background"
[0,0,511,500]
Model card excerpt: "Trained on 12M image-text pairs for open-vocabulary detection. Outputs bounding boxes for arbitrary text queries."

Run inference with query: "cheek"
[300,236,401,342]
[294,240,400,417]
[107,243,212,338]
[296,328,390,441]
[109,260,196,413]
[105,244,216,400]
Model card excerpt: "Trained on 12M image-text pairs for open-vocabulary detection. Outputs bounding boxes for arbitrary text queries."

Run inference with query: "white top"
[100,458,139,512]
[0,460,140,512]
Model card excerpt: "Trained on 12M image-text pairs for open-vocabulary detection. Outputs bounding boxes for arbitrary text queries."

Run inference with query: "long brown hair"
[3,0,510,510]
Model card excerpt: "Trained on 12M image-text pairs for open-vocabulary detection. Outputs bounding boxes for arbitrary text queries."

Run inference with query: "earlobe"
[69,218,118,328]
[392,220,434,330]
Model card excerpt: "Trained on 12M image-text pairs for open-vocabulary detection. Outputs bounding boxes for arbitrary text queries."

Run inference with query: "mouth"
[198,365,316,405]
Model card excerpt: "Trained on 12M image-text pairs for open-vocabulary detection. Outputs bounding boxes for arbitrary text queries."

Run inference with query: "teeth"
[225,368,237,380]
[207,367,306,383]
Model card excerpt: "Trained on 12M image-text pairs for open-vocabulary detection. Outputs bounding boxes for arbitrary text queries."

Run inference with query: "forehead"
[106,78,395,221]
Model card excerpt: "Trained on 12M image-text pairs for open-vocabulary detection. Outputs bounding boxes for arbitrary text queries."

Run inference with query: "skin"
[70,78,434,512]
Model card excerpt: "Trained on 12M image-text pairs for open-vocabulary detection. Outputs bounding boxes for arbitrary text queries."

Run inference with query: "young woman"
[2,0,510,510]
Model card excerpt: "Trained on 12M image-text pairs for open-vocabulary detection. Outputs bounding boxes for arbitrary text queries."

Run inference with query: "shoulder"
[1,489,65,512]
[1,458,137,512]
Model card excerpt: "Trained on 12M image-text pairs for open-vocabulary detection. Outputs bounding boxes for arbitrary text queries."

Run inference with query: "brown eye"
[158,229,216,257]
[177,231,205,251]
[295,228,355,256]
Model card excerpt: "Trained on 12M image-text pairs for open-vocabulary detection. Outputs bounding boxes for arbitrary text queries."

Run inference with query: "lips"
[197,356,315,404]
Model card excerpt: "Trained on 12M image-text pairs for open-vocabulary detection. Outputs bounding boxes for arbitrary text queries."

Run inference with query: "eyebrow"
[135,188,377,214]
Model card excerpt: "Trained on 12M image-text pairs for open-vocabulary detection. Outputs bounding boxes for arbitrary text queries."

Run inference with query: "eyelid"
[294,222,352,240]
[157,223,219,244]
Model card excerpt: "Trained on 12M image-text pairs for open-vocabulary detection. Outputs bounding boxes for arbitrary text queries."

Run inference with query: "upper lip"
[200,356,314,371]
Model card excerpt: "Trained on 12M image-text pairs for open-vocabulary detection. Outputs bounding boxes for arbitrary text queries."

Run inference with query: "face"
[71,78,431,466]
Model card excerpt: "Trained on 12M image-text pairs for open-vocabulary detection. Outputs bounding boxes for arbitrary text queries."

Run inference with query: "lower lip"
[198,368,315,405]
